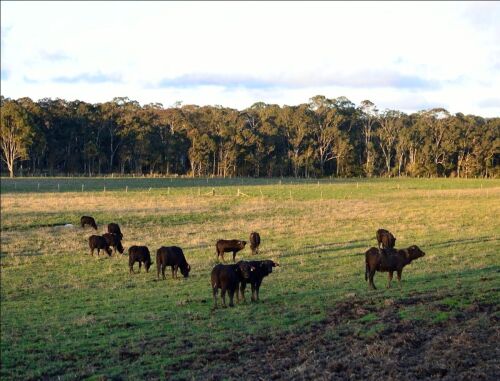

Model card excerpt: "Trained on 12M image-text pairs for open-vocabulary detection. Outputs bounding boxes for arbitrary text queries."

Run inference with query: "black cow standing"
[239,260,279,302]
[107,223,123,239]
[156,246,191,280]
[81,216,97,230]
[103,233,124,255]
[211,262,254,308]
[88,235,112,256]
[129,246,152,273]
[249,232,261,255]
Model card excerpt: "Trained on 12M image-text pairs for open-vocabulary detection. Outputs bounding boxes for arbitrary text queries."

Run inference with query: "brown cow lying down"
[211,262,254,308]
[107,223,123,239]
[249,232,261,255]
[81,216,97,230]
[103,233,124,255]
[88,235,112,256]
[376,228,396,250]
[216,239,247,262]
[129,246,152,274]
[365,245,425,289]
[238,260,279,302]
[156,246,191,280]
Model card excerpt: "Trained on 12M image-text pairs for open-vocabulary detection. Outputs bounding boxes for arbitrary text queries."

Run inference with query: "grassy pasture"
[1,177,499,380]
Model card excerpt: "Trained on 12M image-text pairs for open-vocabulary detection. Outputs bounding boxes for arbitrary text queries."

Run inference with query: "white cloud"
[1,1,499,116]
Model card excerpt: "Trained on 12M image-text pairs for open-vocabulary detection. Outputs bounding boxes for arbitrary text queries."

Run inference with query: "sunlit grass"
[1,178,499,380]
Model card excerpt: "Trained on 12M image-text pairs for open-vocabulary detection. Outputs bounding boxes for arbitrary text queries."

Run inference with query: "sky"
[1,1,499,116]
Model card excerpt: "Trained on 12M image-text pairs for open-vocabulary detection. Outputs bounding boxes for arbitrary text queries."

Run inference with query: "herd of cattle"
[81,215,425,307]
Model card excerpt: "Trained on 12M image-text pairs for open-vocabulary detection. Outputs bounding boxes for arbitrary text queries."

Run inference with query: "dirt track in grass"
[166,292,499,381]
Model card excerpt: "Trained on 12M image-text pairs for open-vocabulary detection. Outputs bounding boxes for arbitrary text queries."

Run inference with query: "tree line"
[1,95,498,178]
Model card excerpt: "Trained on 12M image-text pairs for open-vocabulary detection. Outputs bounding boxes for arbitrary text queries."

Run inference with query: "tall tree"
[0,100,34,177]
[377,110,405,175]
[358,100,379,176]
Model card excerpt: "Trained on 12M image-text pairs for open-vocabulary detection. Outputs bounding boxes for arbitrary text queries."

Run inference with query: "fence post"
[37,183,40,191]
[58,183,60,192]
[82,184,84,192]
[126,186,128,193]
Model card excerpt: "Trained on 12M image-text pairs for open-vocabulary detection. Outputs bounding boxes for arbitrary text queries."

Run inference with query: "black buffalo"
[239,260,279,302]
[211,262,254,308]
[103,233,124,254]
[129,246,152,274]
[107,223,123,239]
[249,232,261,255]
[81,216,97,230]
[156,246,191,280]
[88,235,112,256]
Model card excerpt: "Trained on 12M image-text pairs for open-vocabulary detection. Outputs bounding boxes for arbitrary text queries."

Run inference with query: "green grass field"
[1,177,499,380]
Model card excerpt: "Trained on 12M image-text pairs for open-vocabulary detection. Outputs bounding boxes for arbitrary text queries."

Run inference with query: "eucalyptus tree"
[0,99,34,177]
[308,95,344,175]
[377,110,405,175]
[358,100,379,176]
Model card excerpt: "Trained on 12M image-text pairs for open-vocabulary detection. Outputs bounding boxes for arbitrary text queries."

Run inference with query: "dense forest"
[1,95,498,178]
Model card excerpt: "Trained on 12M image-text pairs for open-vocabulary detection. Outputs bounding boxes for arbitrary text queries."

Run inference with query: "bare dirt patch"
[170,294,499,380]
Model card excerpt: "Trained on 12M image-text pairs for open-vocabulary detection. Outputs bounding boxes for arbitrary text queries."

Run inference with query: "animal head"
[145,259,152,272]
[237,261,255,279]
[116,241,124,254]
[180,263,191,278]
[239,240,247,248]
[261,260,279,274]
[405,245,425,261]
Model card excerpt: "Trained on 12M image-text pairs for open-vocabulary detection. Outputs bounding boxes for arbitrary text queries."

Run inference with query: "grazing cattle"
[211,262,254,308]
[216,239,247,262]
[156,246,191,280]
[81,216,97,230]
[129,246,152,274]
[88,235,112,256]
[376,229,396,250]
[239,260,279,302]
[365,245,425,289]
[249,232,261,255]
[107,223,123,239]
[103,233,124,255]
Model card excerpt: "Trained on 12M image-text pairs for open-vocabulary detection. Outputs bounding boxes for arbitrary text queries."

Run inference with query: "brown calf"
[365,245,425,289]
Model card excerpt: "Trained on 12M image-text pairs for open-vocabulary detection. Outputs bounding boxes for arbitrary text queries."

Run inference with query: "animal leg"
[397,270,403,288]
[369,270,377,290]
[232,251,236,262]
[239,283,246,302]
[171,266,175,279]
[212,287,218,309]
[228,289,235,307]
[129,264,134,274]
[90,248,94,256]
[387,272,393,288]
[174,265,179,279]
[221,288,227,308]
[251,283,257,302]
[161,265,166,280]
[138,262,142,273]
[256,280,262,301]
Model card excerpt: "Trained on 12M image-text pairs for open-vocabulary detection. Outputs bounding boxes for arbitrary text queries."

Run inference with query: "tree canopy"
[0,95,498,178]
